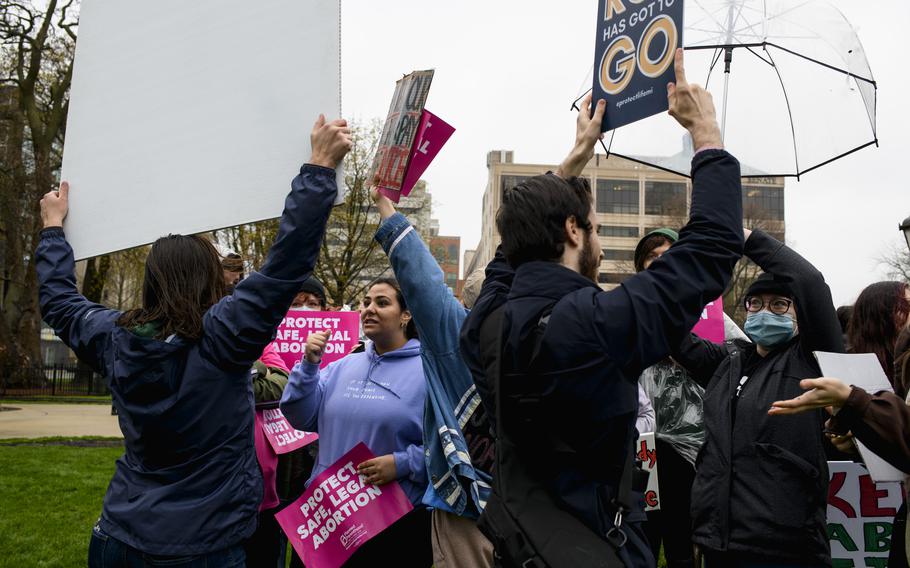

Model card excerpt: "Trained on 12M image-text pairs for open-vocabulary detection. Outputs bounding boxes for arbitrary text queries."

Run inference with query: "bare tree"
[0,0,79,369]
[104,245,149,311]
[878,240,910,284]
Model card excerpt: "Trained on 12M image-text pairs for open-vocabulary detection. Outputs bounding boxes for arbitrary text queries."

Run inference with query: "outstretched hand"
[667,48,722,151]
[310,114,353,169]
[556,93,606,179]
[40,181,69,229]
[369,176,396,220]
[767,377,853,416]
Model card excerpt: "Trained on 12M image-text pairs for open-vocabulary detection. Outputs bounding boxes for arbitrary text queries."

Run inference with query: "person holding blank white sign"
[36,114,351,567]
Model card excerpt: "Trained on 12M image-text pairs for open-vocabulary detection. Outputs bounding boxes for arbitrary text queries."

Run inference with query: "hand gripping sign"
[273,310,360,371]
[276,443,414,568]
[592,0,684,131]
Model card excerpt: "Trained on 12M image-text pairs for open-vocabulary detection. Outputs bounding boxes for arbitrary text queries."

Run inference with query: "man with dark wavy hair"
[460,50,745,568]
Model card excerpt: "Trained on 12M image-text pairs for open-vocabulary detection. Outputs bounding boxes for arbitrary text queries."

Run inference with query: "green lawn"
[0,438,122,567]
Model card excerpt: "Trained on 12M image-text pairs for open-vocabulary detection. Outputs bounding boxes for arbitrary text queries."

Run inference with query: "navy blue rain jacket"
[36,164,337,555]
[460,150,744,568]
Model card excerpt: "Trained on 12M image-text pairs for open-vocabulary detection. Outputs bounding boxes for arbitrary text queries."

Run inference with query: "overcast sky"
[341,0,909,306]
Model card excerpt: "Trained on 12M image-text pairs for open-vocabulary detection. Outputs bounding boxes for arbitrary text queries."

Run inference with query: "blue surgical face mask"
[744,311,795,348]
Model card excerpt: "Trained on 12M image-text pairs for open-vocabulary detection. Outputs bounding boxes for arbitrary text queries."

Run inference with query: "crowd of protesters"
[34,50,910,568]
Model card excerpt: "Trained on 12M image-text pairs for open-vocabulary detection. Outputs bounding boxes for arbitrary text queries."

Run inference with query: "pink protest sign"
[260,407,319,455]
[398,110,455,199]
[276,443,414,568]
[254,410,280,510]
[273,310,360,371]
[692,297,724,343]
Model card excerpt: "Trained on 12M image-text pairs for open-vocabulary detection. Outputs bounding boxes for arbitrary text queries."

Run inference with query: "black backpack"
[477,305,642,568]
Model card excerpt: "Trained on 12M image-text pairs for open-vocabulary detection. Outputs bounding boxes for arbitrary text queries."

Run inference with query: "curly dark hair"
[495,174,593,267]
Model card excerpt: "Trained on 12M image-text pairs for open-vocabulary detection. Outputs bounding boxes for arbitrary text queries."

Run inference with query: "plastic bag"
[639,361,705,466]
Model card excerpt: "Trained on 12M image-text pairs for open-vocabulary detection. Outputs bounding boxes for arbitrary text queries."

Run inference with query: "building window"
[742,186,784,221]
[598,272,631,284]
[447,244,458,261]
[602,249,635,261]
[596,179,639,214]
[598,225,640,238]
[445,273,457,287]
[645,181,687,216]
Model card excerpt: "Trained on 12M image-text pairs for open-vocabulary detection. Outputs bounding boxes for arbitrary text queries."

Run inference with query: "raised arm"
[372,189,466,354]
[672,333,731,388]
[742,230,843,355]
[593,55,743,372]
[36,182,119,374]
[201,116,352,372]
[280,330,335,432]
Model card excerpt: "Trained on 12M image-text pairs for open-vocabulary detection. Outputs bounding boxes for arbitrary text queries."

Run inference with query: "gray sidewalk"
[0,403,122,439]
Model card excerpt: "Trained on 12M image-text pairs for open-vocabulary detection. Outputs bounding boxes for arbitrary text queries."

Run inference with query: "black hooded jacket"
[673,229,844,564]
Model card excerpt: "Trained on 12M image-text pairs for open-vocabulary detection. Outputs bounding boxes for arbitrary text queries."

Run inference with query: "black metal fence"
[0,363,110,398]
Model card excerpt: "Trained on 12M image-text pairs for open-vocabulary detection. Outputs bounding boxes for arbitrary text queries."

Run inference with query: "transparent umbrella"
[575,0,877,179]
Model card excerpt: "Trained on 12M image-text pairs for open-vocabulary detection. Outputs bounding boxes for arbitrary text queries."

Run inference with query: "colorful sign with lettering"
[372,70,434,200]
[275,443,414,568]
[692,297,724,344]
[259,407,318,455]
[637,432,660,511]
[593,0,684,131]
[827,461,902,566]
[396,110,455,200]
[274,310,360,371]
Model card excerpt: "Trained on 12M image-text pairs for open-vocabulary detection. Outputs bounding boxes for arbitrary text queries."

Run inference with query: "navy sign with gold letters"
[592,0,684,131]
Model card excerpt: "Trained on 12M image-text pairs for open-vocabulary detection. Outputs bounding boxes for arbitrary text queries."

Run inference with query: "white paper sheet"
[815,351,909,483]
[61,0,341,259]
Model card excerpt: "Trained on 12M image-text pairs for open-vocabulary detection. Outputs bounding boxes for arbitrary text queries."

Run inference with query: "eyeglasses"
[744,296,793,315]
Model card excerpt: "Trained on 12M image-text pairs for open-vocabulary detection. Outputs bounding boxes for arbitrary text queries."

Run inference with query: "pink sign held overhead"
[275,443,414,568]
[692,297,724,344]
[260,407,319,455]
[273,310,360,371]
[379,108,455,203]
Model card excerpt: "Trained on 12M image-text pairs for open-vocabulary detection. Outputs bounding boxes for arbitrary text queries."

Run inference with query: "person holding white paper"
[37,114,351,567]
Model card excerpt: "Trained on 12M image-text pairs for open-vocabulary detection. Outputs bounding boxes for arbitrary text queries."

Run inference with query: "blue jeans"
[88,523,245,568]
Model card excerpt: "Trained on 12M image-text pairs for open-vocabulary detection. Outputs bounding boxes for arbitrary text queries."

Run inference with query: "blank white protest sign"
[62,0,341,260]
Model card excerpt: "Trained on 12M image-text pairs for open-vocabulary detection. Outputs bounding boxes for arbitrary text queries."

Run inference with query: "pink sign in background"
[275,443,414,568]
[379,108,455,203]
[692,297,724,344]
[273,310,360,371]
[254,410,280,511]
[259,407,319,455]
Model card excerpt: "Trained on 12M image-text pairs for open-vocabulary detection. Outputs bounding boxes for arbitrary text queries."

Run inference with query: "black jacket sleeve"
[672,333,730,388]
[743,230,844,357]
[593,150,745,372]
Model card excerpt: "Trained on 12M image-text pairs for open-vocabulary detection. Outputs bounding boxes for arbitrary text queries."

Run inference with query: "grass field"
[0,437,122,567]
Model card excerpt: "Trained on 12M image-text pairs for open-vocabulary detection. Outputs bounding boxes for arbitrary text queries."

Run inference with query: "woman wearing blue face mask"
[671,228,844,568]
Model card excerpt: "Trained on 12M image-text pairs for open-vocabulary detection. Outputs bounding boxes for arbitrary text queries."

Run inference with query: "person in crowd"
[672,227,843,566]
[848,281,910,396]
[292,275,328,310]
[769,357,910,568]
[370,189,494,567]
[222,252,244,292]
[280,278,431,567]
[633,227,708,568]
[36,114,351,566]
[836,305,853,349]
[460,49,744,568]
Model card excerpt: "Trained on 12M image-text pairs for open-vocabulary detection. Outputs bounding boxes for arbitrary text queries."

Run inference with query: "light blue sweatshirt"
[280,339,428,506]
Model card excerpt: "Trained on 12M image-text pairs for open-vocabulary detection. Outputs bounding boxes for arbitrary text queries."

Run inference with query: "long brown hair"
[848,281,910,394]
[117,234,226,341]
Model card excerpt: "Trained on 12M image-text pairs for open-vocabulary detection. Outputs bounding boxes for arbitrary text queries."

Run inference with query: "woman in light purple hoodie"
[280,277,431,567]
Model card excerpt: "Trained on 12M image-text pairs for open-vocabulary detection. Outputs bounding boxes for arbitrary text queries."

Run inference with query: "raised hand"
[310,114,353,169]
[304,329,332,365]
[667,48,723,151]
[369,176,396,220]
[40,181,70,229]
[556,93,606,179]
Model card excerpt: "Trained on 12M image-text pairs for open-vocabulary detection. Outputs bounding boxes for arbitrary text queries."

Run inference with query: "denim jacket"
[375,213,491,519]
